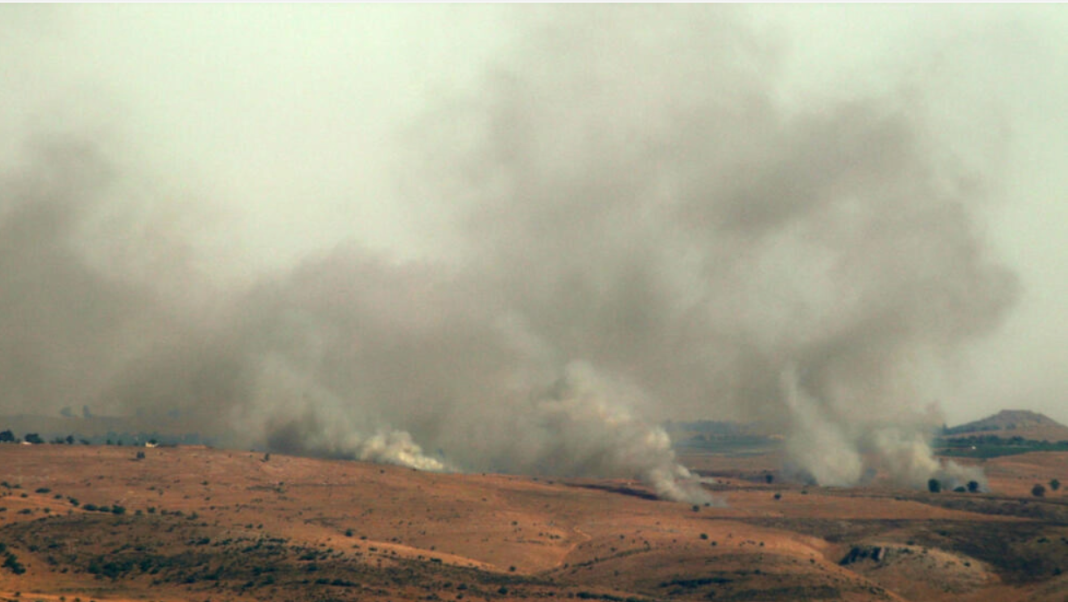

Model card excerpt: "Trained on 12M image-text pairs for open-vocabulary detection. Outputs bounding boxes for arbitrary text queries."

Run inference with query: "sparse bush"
[135,451,145,460]
[691,505,700,512]
[35,487,51,494]
[1033,484,1047,497]
[765,473,774,484]
[773,493,782,500]
[1051,479,1061,492]
[699,533,708,540]
[3,552,26,575]
[954,486,967,493]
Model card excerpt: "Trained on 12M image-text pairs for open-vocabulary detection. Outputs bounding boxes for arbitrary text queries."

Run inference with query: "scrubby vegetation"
[937,435,1068,459]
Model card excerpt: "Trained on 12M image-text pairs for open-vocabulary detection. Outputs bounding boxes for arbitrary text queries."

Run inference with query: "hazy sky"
[3,4,1067,427]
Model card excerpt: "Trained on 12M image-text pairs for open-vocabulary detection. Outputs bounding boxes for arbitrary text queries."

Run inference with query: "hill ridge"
[947,409,1068,437]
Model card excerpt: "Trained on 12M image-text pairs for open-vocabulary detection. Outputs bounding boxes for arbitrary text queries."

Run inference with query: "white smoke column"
[781,365,988,490]
[236,346,451,472]
[527,362,715,504]
[865,427,986,491]
[780,366,863,486]
[357,429,449,472]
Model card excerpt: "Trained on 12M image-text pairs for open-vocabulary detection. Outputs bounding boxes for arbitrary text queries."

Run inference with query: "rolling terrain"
[0,444,1066,602]
[943,410,1068,444]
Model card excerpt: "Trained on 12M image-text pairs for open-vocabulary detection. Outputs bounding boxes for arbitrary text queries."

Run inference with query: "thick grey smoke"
[0,7,1016,498]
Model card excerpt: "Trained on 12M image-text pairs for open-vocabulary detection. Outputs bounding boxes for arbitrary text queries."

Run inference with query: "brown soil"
[0,445,1066,602]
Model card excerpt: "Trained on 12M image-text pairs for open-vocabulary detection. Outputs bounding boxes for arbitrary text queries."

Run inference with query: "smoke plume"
[0,7,1016,498]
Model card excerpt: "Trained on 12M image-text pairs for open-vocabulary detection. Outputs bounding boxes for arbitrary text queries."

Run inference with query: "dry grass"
[0,444,1065,602]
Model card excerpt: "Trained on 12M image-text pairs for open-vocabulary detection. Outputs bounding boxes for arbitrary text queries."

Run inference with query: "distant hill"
[945,410,1068,442]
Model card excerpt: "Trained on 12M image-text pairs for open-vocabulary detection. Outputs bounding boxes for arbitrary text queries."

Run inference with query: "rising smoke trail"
[0,6,1016,499]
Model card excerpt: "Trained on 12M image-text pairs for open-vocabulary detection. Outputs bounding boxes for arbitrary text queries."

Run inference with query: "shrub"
[1033,484,1047,497]
[927,479,942,493]
[1051,479,1061,492]
[3,553,26,575]
[967,480,980,493]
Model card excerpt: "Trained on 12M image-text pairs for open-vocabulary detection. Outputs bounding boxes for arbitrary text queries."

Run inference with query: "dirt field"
[0,445,1065,602]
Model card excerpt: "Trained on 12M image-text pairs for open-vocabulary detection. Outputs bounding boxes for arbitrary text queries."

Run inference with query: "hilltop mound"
[946,410,1068,442]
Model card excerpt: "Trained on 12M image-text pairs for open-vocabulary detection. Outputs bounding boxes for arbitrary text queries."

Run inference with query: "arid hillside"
[945,410,1068,443]
[1,444,1067,602]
